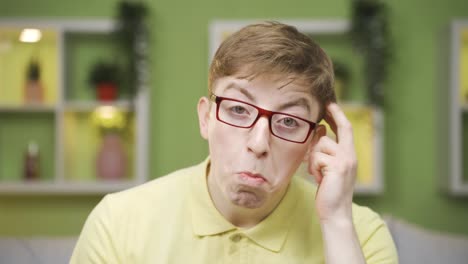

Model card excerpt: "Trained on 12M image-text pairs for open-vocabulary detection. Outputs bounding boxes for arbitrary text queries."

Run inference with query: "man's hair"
[208,21,336,120]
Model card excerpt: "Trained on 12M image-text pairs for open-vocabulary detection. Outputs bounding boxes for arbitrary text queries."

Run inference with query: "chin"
[230,190,265,209]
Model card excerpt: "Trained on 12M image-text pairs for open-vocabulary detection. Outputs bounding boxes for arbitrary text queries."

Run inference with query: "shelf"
[0,19,115,34]
[209,19,350,60]
[462,104,468,112]
[0,180,141,195]
[0,105,56,113]
[445,20,468,195]
[0,27,59,106]
[0,112,55,182]
[63,111,135,182]
[0,19,149,195]
[64,100,133,112]
[64,31,121,102]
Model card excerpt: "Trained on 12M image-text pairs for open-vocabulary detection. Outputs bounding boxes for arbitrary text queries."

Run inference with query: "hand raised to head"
[308,103,357,222]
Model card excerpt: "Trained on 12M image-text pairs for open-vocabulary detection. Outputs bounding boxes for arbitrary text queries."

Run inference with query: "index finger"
[324,103,354,147]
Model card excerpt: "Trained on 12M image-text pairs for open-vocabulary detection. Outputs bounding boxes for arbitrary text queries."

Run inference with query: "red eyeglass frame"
[210,94,317,144]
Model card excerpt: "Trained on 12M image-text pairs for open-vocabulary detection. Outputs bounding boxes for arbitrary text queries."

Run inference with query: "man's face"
[198,74,322,210]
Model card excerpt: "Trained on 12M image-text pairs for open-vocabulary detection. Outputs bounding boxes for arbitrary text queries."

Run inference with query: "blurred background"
[0,0,468,262]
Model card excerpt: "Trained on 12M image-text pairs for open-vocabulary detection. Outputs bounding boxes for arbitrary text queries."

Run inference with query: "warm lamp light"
[19,29,42,43]
[92,106,126,131]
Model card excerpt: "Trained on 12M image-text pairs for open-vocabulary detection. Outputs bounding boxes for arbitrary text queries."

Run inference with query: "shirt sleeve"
[70,195,121,264]
[354,205,399,264]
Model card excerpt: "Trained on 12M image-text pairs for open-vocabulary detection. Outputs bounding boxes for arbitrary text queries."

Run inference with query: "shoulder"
[103,163,199,214]
[352,204,385,230]
[292,176,391,237]
[71,162,206,262]
[110,165,196,200]
[352,204,399,263]
[292,176,398,263]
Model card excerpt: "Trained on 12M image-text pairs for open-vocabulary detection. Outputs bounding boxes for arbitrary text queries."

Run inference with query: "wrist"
[319,217,359,249]
[319,215,354,229]
[319,216,366,264]
[318,205,353,224]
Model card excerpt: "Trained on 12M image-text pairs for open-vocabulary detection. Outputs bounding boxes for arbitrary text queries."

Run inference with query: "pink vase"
[96,133,127,180]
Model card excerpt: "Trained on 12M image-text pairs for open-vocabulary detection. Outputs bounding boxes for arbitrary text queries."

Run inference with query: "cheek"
[272,143,309,180]
[209,122,232,147]
[208,122,244,162]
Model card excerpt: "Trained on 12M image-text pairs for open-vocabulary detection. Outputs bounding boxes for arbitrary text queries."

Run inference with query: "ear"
[303,124,326,162]
[312,124,326,144]
[197,97,211,140]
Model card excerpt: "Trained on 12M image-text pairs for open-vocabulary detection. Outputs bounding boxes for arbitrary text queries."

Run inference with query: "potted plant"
[24,59,44,103]
[332,59,351,102]
[350,0,392,106]
[88,61,121,101]
[115,0,149,98]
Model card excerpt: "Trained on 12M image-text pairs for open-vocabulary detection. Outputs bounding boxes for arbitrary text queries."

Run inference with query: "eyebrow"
[223,82,255,102]
[223,81,312,114]
[278,98,311,114]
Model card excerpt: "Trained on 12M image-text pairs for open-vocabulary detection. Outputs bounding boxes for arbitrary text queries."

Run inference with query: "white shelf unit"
[0,19,149,195]
[0,105,56,113]
[64,100,133,112]
[462,104,468,112]
[446,20,468,195]
[209,19,384,195]
[0,181,138,195]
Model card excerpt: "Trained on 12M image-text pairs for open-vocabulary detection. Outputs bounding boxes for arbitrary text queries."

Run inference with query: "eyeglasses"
[210,94,317,144]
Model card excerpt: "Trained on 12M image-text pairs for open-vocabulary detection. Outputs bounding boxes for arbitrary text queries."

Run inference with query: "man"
[71,22,398,263]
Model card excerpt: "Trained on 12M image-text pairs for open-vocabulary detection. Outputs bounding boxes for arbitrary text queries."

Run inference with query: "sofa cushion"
[0,237,76,264]
[384,216,468,264]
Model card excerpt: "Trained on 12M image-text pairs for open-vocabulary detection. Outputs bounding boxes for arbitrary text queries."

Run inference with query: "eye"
[231,105,248,115]
[281,117,299,127]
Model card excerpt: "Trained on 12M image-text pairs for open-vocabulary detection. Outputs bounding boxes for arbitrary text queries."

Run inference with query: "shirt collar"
[243,178,300,252]
[190,158,237,236]
[190,157,301,252]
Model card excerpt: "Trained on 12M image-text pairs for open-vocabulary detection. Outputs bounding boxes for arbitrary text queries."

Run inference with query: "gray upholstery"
[384,216,468,264]
[0,237,76,264]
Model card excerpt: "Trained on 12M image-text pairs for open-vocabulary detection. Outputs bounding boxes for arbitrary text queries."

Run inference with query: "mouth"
[237,171,267,184]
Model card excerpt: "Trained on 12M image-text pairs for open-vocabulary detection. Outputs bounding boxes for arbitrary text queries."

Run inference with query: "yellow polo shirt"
[70,159,398,263]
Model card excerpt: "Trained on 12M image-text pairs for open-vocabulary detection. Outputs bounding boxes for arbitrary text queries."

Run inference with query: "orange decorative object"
[24,60,44,104]
[97,82,118,101]
[24,79,44,103]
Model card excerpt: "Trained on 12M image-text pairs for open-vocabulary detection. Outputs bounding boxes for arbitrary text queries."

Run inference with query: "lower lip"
[238,173,266,185]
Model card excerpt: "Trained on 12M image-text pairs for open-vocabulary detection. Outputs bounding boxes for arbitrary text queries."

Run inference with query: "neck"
[207,173,288,229]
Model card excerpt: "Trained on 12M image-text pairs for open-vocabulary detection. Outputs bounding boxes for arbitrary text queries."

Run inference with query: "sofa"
[384,216,468,264]
[0,237,76,263]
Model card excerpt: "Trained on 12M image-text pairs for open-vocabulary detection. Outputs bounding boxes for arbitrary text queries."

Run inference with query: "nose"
[246,116,271,158]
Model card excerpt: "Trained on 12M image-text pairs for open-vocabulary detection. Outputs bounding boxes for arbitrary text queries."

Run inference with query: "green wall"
[0,0,468,237]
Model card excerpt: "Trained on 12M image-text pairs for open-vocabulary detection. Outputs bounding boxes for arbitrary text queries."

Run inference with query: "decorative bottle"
[24,141,40,180]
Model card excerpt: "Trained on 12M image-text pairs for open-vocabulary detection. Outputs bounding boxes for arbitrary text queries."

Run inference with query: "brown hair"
[208,21,336,120]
